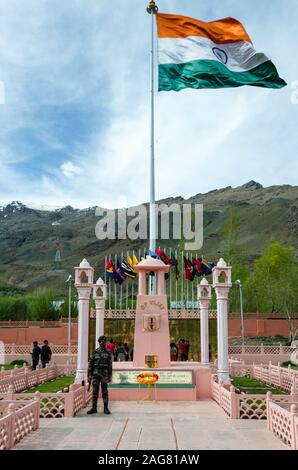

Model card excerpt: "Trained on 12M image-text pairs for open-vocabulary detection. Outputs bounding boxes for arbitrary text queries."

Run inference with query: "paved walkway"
[14,400,288,450]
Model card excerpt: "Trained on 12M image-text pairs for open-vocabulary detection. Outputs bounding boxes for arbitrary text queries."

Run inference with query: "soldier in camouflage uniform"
[87,335,112,415]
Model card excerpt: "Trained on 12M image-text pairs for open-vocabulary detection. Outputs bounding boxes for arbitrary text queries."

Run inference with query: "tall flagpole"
[147,1,158,294]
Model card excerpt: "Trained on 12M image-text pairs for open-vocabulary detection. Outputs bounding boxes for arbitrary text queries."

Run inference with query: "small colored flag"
[171,253,180,281]
[155,249,172,265]
[127,255,133,268]
[121,259,137,279]
[193,257,204,277]
[150,250,160,259]
[156,13,286,92]
[201,256,213,275]
[184,256,195,281]
[115,260,126,284]
[133,255,139,266]
[105,259,118,282]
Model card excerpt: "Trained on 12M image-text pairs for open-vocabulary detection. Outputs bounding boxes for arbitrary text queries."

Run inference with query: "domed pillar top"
[134,256,170,296]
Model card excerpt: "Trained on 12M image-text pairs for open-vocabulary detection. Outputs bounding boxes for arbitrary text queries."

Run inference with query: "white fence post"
[268,361,272,386]
[34,391,41,428]
[266,391,272,431]
[7,402,15,449]
[230,385,239,418]
[290,404,298,450]
[290,385,298,402]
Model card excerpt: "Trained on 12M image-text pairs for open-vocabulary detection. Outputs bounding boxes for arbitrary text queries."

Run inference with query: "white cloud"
[0,0,297,209]
[61,161,82,179]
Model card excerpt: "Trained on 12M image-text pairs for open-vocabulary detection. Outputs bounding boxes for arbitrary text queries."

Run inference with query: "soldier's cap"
[98,335,106,342]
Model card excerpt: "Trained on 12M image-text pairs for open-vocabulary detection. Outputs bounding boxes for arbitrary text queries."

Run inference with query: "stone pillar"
[93,278,107,349]
[74,259,94,384]
[75,285,92,383]
[213,258,232,385]
[197,278,211,366]
[133,257,170,368]
[95,300,105,348]
[139,271,147,295]
[157,271,165,296]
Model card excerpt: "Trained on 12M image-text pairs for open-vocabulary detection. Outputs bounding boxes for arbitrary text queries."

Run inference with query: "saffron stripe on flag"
[156,13,252,44]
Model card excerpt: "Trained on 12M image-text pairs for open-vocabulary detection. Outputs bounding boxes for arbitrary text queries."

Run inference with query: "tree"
[246,241,298,343]
[27,290,59,321]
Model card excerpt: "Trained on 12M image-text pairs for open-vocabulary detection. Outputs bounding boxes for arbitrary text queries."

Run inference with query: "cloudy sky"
[0,0,297,209]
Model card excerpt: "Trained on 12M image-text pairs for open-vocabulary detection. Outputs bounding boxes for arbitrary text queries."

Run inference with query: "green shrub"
[10,359,28,366]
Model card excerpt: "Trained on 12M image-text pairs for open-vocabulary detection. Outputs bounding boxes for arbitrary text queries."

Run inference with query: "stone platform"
[14,400,288,450]
[110,362,211,401]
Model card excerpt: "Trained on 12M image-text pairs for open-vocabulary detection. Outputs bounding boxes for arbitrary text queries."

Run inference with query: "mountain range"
[0,181,297,291]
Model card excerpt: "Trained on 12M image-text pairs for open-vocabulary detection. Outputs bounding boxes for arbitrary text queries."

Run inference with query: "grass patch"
[0,364,23,370]
[22,376,75,393]
[231,376,286,395]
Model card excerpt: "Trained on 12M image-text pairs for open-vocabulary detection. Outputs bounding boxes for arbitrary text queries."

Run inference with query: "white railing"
[267,398,298,449]
[0,365,63,394]
[104,309,217,319]
[3,344,78,355]
[228,344,294,355]
[211,375,294,420]
[2,342,293,355]
[0,399,40,450]
[0,384,92,419]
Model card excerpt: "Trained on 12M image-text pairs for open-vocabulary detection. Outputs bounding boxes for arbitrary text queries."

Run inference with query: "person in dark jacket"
[41,340,52,368]
[123,343,130,361]
[31,341,41,370]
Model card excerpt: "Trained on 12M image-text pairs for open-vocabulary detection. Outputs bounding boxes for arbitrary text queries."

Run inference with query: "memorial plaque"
[112,370,193,385]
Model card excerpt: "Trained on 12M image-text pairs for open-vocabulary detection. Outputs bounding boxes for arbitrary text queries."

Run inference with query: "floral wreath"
[136,371,159,386]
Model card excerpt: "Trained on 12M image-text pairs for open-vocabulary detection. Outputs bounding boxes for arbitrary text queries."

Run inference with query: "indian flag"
[156,13,286,92]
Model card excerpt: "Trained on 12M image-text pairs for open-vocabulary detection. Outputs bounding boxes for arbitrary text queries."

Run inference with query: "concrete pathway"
[14,400,288,450]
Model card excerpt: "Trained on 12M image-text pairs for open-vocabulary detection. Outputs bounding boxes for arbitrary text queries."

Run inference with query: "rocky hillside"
[0,182,297,291]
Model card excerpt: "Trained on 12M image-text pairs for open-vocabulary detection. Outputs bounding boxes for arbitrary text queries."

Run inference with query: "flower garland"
[136,371,159,386]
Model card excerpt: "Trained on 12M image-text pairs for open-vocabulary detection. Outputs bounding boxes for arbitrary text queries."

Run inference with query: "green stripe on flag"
[159,59,286,92]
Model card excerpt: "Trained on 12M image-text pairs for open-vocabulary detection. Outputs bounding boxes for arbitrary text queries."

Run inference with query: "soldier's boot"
[103,403,111,415]
[87,406,97,414]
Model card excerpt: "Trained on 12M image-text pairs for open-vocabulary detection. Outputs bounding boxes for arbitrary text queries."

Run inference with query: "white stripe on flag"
[158,36,269,72]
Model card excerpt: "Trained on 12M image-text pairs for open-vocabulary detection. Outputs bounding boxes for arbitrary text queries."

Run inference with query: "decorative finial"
[147,1,158,14]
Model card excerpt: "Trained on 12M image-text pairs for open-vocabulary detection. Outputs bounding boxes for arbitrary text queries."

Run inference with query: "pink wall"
[0,324,77,345]
[1,319,297,345]
[228,319,298,337]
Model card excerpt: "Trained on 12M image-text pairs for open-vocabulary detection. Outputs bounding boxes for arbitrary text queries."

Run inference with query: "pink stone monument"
[133,257,171,368]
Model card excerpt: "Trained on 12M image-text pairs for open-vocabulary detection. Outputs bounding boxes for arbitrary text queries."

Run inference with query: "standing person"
[129,346,134,361]
[31,341,41,370]
[115,342,126,361]
[170,342,178,361]
[178,338,188,361]
[185,340,190,361]
[123,343,130,361]
[107,339,116,359]
[87,335,112,415]
[41,340,52,368]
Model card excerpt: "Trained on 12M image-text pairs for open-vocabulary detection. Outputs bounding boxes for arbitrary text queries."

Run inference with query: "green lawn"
[22,376,75,393]
[231,376,287,395]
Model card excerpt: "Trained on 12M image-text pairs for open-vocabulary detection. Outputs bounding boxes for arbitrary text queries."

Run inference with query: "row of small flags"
[105,250,214,285]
